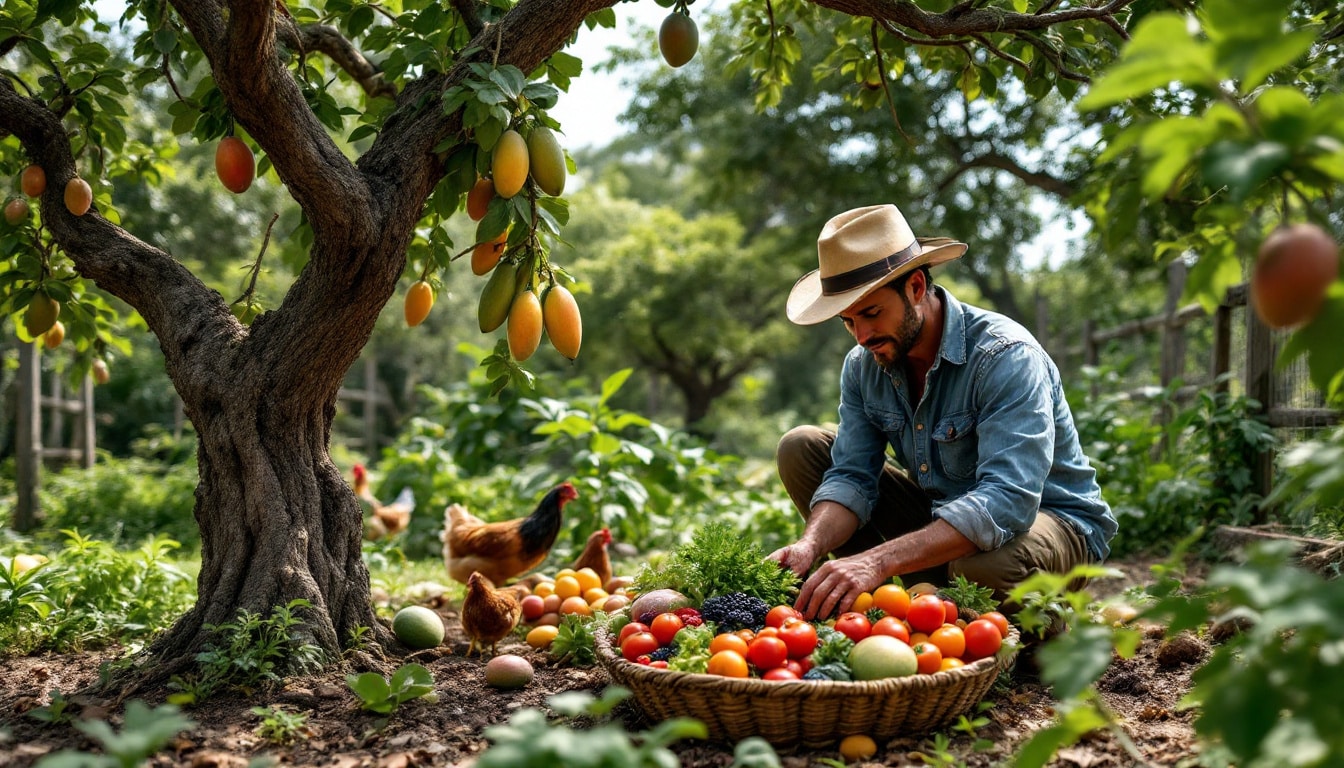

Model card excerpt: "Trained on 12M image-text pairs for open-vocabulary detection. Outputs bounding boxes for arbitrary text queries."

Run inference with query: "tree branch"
[938,147,1078,199]
[451,0,486,37]
[292,24,397,100]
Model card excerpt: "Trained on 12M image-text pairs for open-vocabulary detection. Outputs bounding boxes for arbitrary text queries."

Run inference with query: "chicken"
[353,463,416,539]
[460,571,526,657]
[442,482,579,586]
[571,527,613,588]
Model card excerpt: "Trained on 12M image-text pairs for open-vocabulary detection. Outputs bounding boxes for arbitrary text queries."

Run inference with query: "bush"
[35,457,199,550]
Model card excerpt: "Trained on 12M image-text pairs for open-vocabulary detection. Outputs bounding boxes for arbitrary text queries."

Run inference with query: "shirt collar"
[934,285,968,366]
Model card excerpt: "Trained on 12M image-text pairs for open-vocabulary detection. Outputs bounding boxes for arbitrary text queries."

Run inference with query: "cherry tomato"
[870,616,911,644]
[850,591,874,613]
[795,655,813,674]
[783,659,806,677]
[980,611,1011,638]
[942,598,960,625]
[907,594,947,634]
[618,622,650,645]
[746,636,789,671]
[778,619,819,658]
[649,613,685,646]
[766,604,803,628]
[649,660,669,669]
[872,584,911,619]
[939,657,965,672]
[710,632,750,657]
[707,650,750,678]
[763,667,801,681]
[928,625,967,660]
[913,641,943,674]
[735,628,757,643]
[621,631,660,662]
[833,612,872,643]
[963,619,1003,660]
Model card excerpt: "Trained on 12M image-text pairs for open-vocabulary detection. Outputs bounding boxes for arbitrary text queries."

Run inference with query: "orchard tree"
[1,0,1143,690]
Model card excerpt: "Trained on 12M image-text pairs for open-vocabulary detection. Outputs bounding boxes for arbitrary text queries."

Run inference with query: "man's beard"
[866,297,922,371]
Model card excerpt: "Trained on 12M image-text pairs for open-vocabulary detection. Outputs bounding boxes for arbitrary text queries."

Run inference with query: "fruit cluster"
[516,567,635,651]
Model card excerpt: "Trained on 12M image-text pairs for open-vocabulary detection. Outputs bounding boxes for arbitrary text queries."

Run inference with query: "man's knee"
[777,425,831,469]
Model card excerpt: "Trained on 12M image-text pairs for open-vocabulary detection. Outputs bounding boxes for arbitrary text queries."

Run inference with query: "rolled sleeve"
[811,348,887,527]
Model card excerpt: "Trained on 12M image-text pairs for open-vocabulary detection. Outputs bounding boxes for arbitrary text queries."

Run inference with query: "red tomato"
[833,612,872,643]
[870,616,910,644]
[755,626,781,640]
[795,656,813,674]
[746,636,789,671]
[621,631,660,662]
[650,660,669,669]
[942,598,960,625]
[963,619,1003,660]
[649,613,685,646]
[778,619,819,658]
[618,622,650,645]
[783,659,806,677]
[763,667,801,681]
[907,594,947,634]
[980,611,1011,638]
[766,604,803,628]
[913,642,943,674]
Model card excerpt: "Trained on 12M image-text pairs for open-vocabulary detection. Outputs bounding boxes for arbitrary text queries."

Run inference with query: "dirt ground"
[0,557,1209,768]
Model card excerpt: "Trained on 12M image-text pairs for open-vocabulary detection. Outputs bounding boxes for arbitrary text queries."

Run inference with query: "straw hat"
[786,204,966,325]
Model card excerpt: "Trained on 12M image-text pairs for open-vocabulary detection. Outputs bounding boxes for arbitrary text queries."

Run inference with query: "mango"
[24,292,60,338]
[507,290,543,362]
[478,260,519,333]
[542,284,582,360]
[527,127,566,196]
[491,130,529,199]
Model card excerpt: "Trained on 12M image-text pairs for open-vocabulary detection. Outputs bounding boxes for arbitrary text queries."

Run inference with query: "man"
[769,204,1116,620]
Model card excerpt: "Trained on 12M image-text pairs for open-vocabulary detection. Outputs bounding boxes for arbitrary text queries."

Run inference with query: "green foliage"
[730,738,782,768]
[665,623,713,674]
[33,700,195,768]
[474,686,706,768]
[549,612,602,667]
[937,575,999,616]
[1142,542,1344,767]
[0,531,195,655]
[169,599,325,705]
[1270,425,1344,535]
[346,663,436,715]
[630,521,799,606]
[251,705,310,746]
[31,458,199,550]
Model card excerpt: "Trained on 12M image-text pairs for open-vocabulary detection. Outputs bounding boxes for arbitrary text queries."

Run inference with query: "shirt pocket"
[933,410,978,480]
[864,404,906,435]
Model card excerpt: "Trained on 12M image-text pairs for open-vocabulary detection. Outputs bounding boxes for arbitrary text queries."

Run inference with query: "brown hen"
[460,571,527,657]
[353,463,415,539]
[571,527,613,588]
[443,482,578,585]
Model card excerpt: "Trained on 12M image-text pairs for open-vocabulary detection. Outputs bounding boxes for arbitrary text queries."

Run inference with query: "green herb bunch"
[631,522,799,606]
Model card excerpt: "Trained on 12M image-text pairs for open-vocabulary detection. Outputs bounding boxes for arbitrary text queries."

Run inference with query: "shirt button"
[916,423,924,431]
[919,463,928,473]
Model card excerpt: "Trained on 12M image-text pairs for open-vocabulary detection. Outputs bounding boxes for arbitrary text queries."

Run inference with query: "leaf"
[1215,29,1316,95]
[599,368,634,407]
[152,28,177,54]
[1279,287,1344,398]
[346,5,374,38]
[1077,14,1217,111]
[1013,701,1110,768]
[1037,623,1118,699]
[1199,140,1290,202]
[1254,86,1314,147]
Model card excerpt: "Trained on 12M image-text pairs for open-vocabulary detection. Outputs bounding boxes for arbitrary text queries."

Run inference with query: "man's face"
[838,280,922,370]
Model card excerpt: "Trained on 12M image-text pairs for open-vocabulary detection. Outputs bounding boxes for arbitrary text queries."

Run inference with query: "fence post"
[1244,300,1276,520]
[15,343,41,532]
[1211,288,1233,395]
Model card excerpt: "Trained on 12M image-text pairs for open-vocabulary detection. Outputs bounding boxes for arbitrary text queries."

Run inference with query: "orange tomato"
[707,649,749,678]
[980,611,1011,638]
[851,591,874,613]
[939,657,965,672]
[709,633,750,657]
[928,625,966,660]
[913,642,942,674]
[872,584,911,619]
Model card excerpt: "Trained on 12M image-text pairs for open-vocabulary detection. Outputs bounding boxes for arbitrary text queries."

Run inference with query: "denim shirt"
[812,286,1118,561]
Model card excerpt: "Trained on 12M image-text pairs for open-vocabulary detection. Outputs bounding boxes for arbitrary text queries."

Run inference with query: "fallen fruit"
[64,178,92,216]
[659,12,699,68]
[484,654,534,689]
[491,130,529,199]
[527,126,567,196]
[44,321,65,350]
[507,290,543,361]
[542,283,582,360]
[215,136,256,194]
[392,605,445,649]
[21,165,46,197]
[1250,222,1339,329]
[839,734,878,762]
[4,198,29,225]
[24,292,60,338]
[525,624,559,649]
[404,280,434,327]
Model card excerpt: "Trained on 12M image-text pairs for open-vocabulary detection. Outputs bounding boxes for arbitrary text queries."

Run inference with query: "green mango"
[478,260,519,333]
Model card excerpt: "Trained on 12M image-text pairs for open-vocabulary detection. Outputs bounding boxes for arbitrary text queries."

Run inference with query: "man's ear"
[907,269,927,304]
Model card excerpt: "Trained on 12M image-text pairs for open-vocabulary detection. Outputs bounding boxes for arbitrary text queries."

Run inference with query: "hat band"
[820,241,922,295]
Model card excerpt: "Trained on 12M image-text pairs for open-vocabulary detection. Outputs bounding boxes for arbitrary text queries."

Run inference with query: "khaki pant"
[777,426,1092,607]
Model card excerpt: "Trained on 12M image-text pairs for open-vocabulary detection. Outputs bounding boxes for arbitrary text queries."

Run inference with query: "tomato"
[735,628,757,643]
[755,626,781,640]
[746,636,789,671]
[963,619,1003,660]
[980,611,1011,638]
[763,667,801,681]
[778,619,818,658]
[649,613,685,646]
[621,631,660,662]
[913,641,942,674]
[618,622,650,645]
[795,656,813,674]
[850,591,874,613]
[873,584,911,619]
[783,659,806,677]
[870,616,910,644]
[939,657,965,672]
[928,625,966,660]
[709,632,750,657]
[942,598,960,625]
[649,660,669,669]
[766,604,803,628]
[833,612,872,643]
[907,594,947,634]
[707,650,750,678]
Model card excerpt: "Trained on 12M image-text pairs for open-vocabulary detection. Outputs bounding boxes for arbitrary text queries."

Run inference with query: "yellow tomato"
[553,575,582,600]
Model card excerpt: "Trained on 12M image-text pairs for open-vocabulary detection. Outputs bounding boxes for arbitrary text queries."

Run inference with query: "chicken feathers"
[442,482,579,586]
[461,571,524,657]
[352,463,415,539]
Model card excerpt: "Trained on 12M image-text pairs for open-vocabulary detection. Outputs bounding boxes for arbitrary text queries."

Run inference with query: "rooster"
[460,571,528,657]
[352,463,416,540]
[442,482,578,585]
[571,527,613,589]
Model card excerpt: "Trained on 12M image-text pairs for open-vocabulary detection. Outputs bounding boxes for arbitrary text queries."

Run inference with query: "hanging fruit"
[216,136,256,194]
[542,283,582,360]
[404,280,435,327]
[492,130,529,199]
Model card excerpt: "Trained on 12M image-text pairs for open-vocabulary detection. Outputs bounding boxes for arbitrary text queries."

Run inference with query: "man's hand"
[793,554,885,620]
[766,540,819,578]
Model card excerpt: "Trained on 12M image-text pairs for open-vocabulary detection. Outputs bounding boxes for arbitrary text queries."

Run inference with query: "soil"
[0,556,1210,768]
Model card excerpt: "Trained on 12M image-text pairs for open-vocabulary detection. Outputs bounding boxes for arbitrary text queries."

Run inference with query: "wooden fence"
[1054,260,1341,501]
[13,343,95,532]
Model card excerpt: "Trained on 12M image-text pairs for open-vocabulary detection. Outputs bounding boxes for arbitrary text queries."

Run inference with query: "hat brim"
[786,242,967,325]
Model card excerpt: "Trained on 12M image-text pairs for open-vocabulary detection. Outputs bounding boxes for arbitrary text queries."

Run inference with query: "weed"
[251,705,310,745]
[168,599,325,705]
[27,689,75,726]
[346,663,436,715]
[32,700,194,768]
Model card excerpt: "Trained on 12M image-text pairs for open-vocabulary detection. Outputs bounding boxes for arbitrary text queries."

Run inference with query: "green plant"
[474,686,706,767]
[28,689,75,726]
[630,521,799,606]
[938,575,998,615]
[346,663,436,714]
[169,599,325,705]
[33,700,195,768]
[35,458,200,550]
[251,705,310,745]
[549,612,602,667]
[730,737,782,768]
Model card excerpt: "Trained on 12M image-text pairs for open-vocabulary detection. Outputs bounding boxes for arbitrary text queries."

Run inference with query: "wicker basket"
[594,623,1018,749]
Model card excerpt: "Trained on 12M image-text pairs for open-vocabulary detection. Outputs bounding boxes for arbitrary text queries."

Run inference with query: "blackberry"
[649,643,678,662]
[802,669,830,681]
[699,593,769,632]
